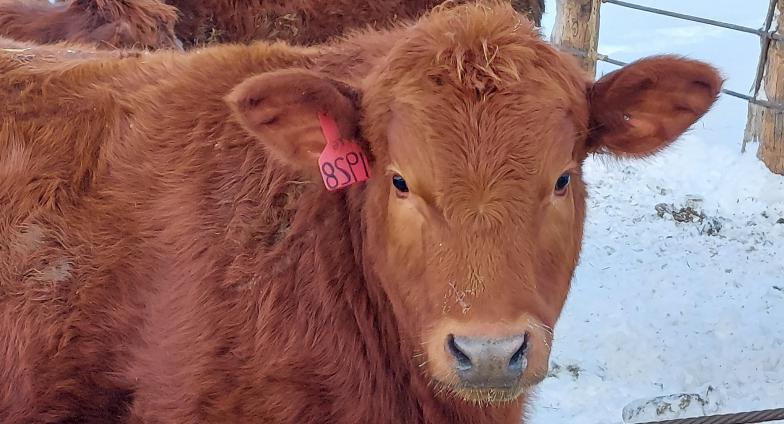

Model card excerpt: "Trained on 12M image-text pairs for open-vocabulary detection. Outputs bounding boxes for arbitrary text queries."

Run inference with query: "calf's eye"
[554,173,570,195]
[392,174,409,197]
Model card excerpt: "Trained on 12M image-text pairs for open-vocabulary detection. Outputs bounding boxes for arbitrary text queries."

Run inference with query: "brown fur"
[0,35,146,61]
[0,0,544,50]
[0,0,181,50]
[170,0,545,48]
[0,1,721,423]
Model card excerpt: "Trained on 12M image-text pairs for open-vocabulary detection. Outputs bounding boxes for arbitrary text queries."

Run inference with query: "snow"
[526,1,784,423]
[527,135,784,424]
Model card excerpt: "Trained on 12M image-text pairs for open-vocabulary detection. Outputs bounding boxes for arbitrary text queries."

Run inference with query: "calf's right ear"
[226,69,361,176]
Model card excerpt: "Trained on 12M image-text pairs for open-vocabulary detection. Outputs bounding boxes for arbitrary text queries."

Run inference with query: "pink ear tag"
[317,112,371,191]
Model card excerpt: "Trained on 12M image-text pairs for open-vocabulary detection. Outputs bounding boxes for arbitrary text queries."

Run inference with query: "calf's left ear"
[586,55,723,158]
[226,69,361,175]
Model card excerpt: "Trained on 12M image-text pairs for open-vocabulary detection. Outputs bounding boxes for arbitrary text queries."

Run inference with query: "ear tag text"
[317,112,371,191]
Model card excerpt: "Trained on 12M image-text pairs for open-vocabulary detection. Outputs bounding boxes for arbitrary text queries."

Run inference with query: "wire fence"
[603,0,783,41]
[554,0,784,112]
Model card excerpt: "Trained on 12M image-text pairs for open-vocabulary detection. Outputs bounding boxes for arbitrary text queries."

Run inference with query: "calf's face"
[227,3,721,405]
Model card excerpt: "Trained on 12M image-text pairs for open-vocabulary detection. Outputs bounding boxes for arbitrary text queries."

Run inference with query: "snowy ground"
[528,136,784,424]
[527,1,784,423]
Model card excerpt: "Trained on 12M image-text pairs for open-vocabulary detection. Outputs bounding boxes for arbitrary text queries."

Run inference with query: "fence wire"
[634,407,784,424]
[601,0,784,42]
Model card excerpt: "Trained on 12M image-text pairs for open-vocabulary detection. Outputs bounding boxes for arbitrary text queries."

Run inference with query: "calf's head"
[227,1,721,405]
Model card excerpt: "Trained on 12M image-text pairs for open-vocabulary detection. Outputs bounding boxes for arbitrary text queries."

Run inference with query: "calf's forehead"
[385,81,586,197]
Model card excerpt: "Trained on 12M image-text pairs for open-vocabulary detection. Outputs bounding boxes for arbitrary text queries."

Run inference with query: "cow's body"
[0,0,545,50]
[0,2,721,423]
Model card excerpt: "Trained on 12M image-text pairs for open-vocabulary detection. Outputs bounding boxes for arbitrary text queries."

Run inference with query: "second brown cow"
[0,0,545,50]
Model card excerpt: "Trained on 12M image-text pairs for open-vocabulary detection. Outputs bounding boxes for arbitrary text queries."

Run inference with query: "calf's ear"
[586,55,723,158]
[226,69,361,175]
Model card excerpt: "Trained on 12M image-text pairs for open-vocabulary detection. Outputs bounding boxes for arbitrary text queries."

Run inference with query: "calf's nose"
[446,333,528,388]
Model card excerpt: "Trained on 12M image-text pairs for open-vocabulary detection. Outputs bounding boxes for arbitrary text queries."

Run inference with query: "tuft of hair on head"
[388,0,551,95]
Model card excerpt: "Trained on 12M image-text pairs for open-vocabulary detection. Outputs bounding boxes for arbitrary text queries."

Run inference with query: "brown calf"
[0,1,720,423]
[0,0,544,50]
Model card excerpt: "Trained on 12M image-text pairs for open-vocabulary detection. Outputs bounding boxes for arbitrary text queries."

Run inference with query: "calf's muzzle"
[445,333,529,388]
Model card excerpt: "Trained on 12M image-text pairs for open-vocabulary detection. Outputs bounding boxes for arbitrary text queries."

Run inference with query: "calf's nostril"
[446,334,473,371]
[508,333,529,371]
